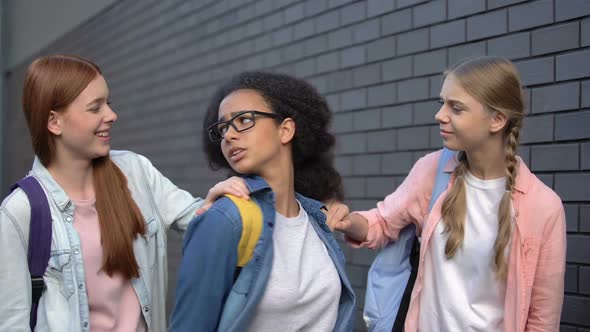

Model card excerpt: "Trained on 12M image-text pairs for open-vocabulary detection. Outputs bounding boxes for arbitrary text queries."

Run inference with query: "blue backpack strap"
[428,148,455,212]
[10,176,52,330]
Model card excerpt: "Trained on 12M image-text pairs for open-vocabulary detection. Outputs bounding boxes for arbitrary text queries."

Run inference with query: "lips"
[96,129,111,141]
[228,147,246,162]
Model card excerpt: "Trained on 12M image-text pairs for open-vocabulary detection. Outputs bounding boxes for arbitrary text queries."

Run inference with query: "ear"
[278,118,296,145]
[489,110,508,134]
[47,110,62,136]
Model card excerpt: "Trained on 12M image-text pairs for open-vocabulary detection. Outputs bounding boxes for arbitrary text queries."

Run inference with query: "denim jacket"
[169,176,356,332]
[0,150,203,332]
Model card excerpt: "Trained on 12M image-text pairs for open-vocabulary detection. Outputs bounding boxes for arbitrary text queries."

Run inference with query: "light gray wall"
[3,0,117,70]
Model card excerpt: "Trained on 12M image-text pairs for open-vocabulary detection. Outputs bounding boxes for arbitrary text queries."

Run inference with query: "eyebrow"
[217,110,254,121]
[440,96,467,107]
[86,97,107,107]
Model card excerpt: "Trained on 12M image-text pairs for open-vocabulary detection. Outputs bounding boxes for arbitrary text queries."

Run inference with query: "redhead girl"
[169,71,356,332]
[0,55,249,331]
[336,57,566,331]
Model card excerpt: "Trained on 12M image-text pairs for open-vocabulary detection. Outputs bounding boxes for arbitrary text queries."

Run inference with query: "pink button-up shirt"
[352,149,566,332]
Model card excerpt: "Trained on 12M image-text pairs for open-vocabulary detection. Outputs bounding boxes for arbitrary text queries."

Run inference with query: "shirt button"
[83,322,88,328]
[143,305,150,312]
[66,217,72,222]
[78,283,84,290]
[74,248,80,255]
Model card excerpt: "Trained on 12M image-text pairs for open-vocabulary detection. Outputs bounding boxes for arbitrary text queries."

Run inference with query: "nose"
[222,123,239,142]
[105,104,118,123]
[435,104,447,124]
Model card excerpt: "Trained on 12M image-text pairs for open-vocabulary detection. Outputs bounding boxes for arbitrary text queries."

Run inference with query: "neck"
[260,154,299,218]
[465,136,508,180]
[47,152,95,200]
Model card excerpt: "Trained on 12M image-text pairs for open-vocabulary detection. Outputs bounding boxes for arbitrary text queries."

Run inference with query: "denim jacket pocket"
[46,250,75,299]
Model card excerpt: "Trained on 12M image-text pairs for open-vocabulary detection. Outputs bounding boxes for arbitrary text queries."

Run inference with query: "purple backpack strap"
[10,176,52,330]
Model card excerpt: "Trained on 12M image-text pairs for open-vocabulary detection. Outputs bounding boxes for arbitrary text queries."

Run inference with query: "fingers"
[196,202,213,215]
[225,177,250,200]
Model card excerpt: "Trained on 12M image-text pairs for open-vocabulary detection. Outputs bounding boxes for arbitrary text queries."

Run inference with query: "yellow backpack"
[224,194,263,268]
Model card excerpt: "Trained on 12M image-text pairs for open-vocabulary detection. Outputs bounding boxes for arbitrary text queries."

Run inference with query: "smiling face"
[48,75,117,163]
[218,89,290,175]
[435,75,503,153]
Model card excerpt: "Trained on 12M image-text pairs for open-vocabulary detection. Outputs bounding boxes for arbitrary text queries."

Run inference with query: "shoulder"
[110,150,151,170]
[527,174,564,215]
[0,188,31,246]
[186,196,244,237]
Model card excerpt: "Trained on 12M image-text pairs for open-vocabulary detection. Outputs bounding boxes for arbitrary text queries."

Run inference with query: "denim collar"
[31,156,71,212]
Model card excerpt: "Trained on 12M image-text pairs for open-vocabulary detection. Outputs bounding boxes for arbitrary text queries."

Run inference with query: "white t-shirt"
[247,201,341,332]
[419,172,510,332]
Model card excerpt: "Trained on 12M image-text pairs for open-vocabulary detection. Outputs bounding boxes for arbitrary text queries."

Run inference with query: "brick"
[536,174,554,189]
[367,129,397,152]
[367,35,397,62]
[304,35,329,56]
[449,0,486,19]
[263,50,282,67]
[581,205,590,232]
[556,174,590,202]
[382,104,413,128]
[264,11,284,31]
[562,295,590,325]
[304,0,328,16]
[328,27,353,50]
[346,264,368,287]
[487,0,526,9]
[531,82,579,114]
[353,109,382,130]
[467,10,508,41]
[367,0,396,17]
[285,3,305,24]
[316,51,340,73]
[397,78,429,102]
[515,57,554,86]
[560,326,578,332]
[327,69,354,91]
[352,19,380,43]
[381,8,412,35]
[582,142,590,170]
[316,10,340,33]
[397,0,429,8]
[353,154,381,175]
[397,28,429,56]
[508,0,553,32]
[556,0,590,21]
[381,151,415,174]
[487,32,531,60]
[564,204,579,232]
[325,93,340,110]
[353,63,382,87]
[342,177,366,197]
[368,82,397,107]
[556,111,590,141]
[448,41,486,65]
[328,0,356,9]
[430,75,445,98]
[366,176,398,197]
[518,145,531,165]
[282,42,304,62]
[340,1,367,25]
[336,132,367,154]
[430,20,466,49]
[294,58,315,77]
[414,100,439,124]
[532,22,580,56]
[581,267,590,295]
[398,126,431,150]
[332,113,354,133]
[293,19,315,40]
[430,125,444,148]
[520,114,553,144]
[382,56,413,81]
[583,81,590,108]
[531,144,579,171]
[340,45,367,68]
[335,156,354,175]
[413,0,447,28]
[565,265,578,293]
[583,18,590,47]
[413,49,447,76]
[340,88,367,111]
[557,49,590,81]
[245,20,264,37]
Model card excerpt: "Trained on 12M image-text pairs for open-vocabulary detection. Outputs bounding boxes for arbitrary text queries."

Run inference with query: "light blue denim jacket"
[169,175,356,332]
[0,150,203,332]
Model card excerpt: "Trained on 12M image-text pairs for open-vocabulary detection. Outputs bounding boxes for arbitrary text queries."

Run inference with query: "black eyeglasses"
[207,110,282,142]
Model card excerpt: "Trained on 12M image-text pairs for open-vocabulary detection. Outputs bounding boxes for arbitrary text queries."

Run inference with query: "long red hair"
[23,55,145,279]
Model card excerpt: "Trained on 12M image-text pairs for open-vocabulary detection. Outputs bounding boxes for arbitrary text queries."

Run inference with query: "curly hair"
[203,71,343,202]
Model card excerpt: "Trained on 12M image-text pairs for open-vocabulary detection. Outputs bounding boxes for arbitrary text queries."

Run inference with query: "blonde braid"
[441,151,468,258]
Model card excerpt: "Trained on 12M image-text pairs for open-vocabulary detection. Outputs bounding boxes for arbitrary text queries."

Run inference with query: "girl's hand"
[324,201,351,232]
[197,177,250,215]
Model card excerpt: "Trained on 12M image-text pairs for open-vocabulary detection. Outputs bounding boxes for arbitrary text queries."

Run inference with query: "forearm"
[345,213,369,243]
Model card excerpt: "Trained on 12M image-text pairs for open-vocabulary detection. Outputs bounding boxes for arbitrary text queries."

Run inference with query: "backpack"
[10,180,263,331]
[10,176,53,331]
[363,148,455,332]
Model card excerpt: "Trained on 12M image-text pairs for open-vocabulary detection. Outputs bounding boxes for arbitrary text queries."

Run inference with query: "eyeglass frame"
[207,110,283,142]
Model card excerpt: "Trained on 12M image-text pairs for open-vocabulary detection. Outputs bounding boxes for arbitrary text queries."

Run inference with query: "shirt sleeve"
[168,203,241,332]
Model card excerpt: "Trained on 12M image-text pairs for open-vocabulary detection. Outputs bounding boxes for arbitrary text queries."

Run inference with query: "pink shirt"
[72,197,147,332]
[350,149,566,332]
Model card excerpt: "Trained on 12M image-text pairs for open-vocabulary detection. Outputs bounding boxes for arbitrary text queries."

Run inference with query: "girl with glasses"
[0,55,250,332]
[334,57,566,331]
[169,71,356,332]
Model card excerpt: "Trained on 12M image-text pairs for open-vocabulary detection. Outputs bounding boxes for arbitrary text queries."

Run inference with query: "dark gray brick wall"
[2,0,589,330]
